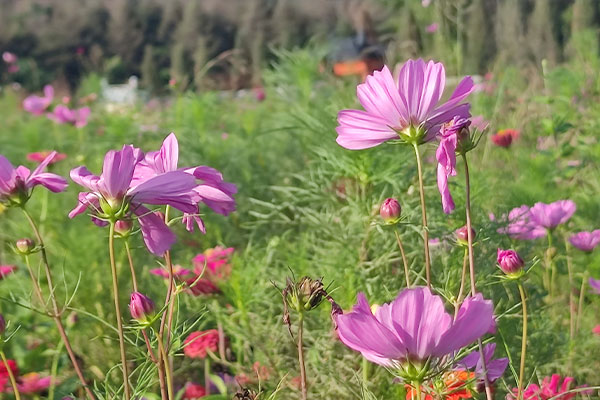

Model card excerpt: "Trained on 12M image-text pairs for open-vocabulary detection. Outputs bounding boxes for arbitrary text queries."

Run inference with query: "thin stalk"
[517,281,528,400]
[124,240,138,292]
[361,357,369,390]
[412,143,431,287]
[204,357,211,396]
[297,314,308,400]
[22,208,96,400]
[141,330,158,364]
[462,154,493,400]
[454,249,468,319]
[565,237,575,340]
[23,255,46,310]
[0,351,20,400]
[108,222,131,400]
[576,270,588,334]
[48,339,64,400]
[157,206,174,400]
[414,383,422,400]
[155,330,174,400]
[394,228,411,287]
[545,232,554,295]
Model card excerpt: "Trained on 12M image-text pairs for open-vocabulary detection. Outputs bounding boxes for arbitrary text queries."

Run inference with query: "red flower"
[0,359,19,393]
[491,129,520,147]
[183,382,207,399]
[183,330,219,359]
[27,151,67,165]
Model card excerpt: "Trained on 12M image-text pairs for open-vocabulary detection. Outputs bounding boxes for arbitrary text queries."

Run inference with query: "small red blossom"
[593,325,600,336]
[27,151,67,165]
[406,371,474,400]
[186,278,220,296]
[182,382,207,399]
[0,266,17,279]
[491,129,520,148]
[183,330,219,359]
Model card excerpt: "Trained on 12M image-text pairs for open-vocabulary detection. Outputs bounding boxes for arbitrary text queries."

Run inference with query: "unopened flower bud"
[497,249,525,276]
[129,292,155,323]
[297,277,325,310]
[0,314,6,335]
[15,238,35,254]
[114,219,133,236]
[380,198,401,224]
[455,226,475,245]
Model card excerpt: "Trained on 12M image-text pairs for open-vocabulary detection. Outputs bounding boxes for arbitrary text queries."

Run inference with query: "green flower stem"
[0,351,20,400]
[412,143,431,287]
[108,222,131,400]
[48,338,64,400]
[564,237,575,340]
[297,313,308,400]
[454,249,469,319]
[22,208,96,400]
[394,228,411,287]
[205,357,212,396]
[124,240,138,292]
[576,269,588,334]
[517,281,528,400]
[414,382,422,400]
[154,328,174,400]
[461,154,493,400]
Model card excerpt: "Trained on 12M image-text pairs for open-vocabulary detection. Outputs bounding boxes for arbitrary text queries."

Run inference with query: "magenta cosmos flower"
[69,144,197,255]
[336,287,495,373]
[132,133,236,233]
[498,205,547,240]
[589,278,600,295]
[569,230,600,252]
[16,373,52,395]
[47,105,90,128]
[336,59,474,149]
[456,343,508,384]
[22,85,54,115]
[0,152,67,206]
[507,374,587,400]
[528,200,576,229]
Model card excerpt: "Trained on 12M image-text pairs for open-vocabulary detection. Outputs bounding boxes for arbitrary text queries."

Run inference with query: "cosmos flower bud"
[380,198,401,224]
[129,292,155,323]
[0,314,6,335]
[455,225,476,246]
[497,249,525,276]
[297,277,325,310]
[114,219,133,236]
[15,238,35,255]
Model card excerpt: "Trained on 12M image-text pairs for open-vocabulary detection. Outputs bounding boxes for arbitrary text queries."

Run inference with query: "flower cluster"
[22,85,90,128]
[498,200,576,240]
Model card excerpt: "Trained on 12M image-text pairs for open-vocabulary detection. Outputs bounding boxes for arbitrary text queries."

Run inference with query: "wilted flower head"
[69,144,198,255]
[528,200,576,230]
[17,373,52,394]
[0,152,67,207]
[456,343,508,386]
[129,292,155,322]
[497,249,525,276]
[133,133,236,233]
[23,85,54,115]
[336,59,473,149]
[436,117,471,213]
[380,198,401,224]
[47,105,90,128]
[506,374,585,400]
[183,330,220,359]
[491,129,519,147]
[26,151,67,165]
[336,287,495,380]
[569,230,600,252]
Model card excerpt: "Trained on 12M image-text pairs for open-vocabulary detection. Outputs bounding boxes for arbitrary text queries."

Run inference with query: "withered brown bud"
[233,388,258,400]
[297,276,325,310]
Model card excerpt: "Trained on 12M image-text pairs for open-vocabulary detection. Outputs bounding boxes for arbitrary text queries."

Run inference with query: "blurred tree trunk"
[527,0,559,66]
[464,0,496,73]
[495,0,528,65]
[571,0,598,34]
[141,45,160,93]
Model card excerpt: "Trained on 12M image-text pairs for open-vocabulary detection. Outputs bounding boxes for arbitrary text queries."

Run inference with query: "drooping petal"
[436,134,458,214]
[193,184,236,215]
[28,172,68,193]
[182,213,206,233]
[336,110,397,150]
[336,293,407,365]
[134,205,176,256]
[357,65,407,127]
[389,287,452,360]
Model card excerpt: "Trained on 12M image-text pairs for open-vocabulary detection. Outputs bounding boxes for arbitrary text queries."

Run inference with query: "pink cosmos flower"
[2,52,17,64]
[68,144,198,256]
[7,65,18,74]
[426,23,439,33]
[506,374,585,400]
[497,205,547,240]
[336,287,495,367]
[529,200,576,230]
[0,266,17,279]
[192,246,234,278]
[593,325,600,336]
[23,85,54,115]
[132,133,236,233]
[183,330,219,359]
[182,382,207,399]
[456,343,508,384]
[27,151,67,165]
[336,59,474,149]
[47,105,90,128]
[589,278,600,295]
[16,373,52,394]
[569,230,600,252]
[0,152,68,206]
[150,265,192,279]
[436,117,470,213]
[470,115,489,131]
